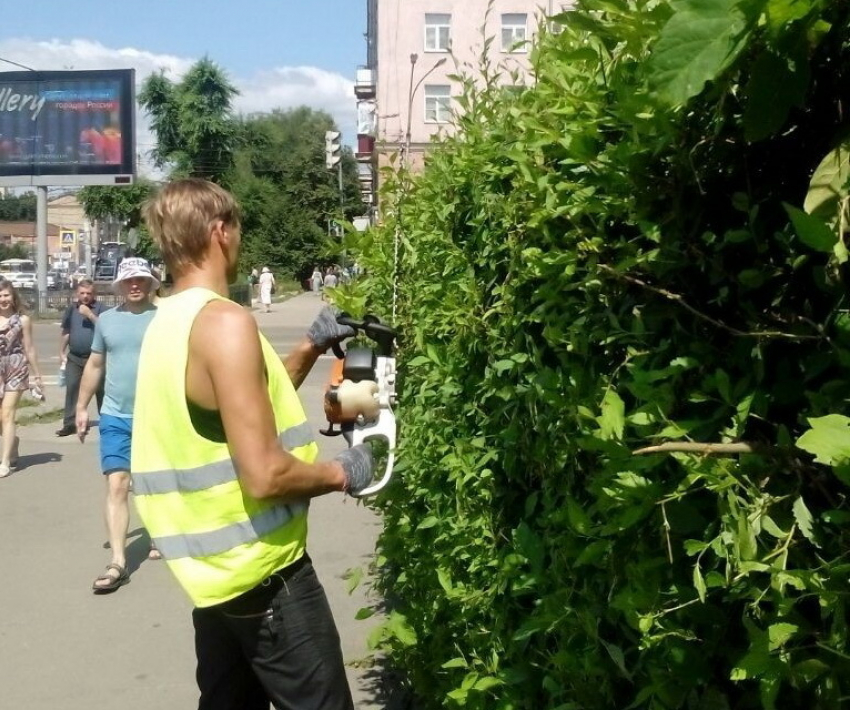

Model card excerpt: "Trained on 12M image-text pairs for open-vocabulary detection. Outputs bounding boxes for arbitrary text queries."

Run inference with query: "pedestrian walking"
[136,178,376,709]
[57,279,105,437]
[258,265,275,313]
[323,268,338,300]
[310,266,323,294]
[0,279,42,477]
[76,258,159,593]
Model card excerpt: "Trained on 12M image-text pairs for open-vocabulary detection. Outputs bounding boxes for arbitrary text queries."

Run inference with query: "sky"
[0,0,368,176]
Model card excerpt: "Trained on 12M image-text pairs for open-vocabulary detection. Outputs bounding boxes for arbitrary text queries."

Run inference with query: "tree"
[138,57,238,183]
[0,192,36,221]
[227,107,363,280]
[77,180,158,261]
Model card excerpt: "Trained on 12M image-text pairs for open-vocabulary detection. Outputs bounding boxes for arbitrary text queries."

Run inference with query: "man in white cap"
[76,256,159,594]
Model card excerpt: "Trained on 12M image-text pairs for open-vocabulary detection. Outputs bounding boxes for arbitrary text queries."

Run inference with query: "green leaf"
[472,676,503,692]
[598,389,625,440]
[693,563,707,602]
[783,203,836,252]
[437,568,454,595]
[761,515,788,538]
[804,141,850,220]
[792,658,830,685]
[442,657,469,669]
[743,50,808,142]
[647,0,750,105]
[796,414,850,465]
[417,515,439,530]
[355,606,376,620]
[385,611,417,646]
[566,498,592,534]
[767,622,798,651]
[793,496,820,548]
[343,566,364,595]
[600,639,632,681]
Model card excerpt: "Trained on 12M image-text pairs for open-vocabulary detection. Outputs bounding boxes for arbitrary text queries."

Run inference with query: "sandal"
[92,563,129,594]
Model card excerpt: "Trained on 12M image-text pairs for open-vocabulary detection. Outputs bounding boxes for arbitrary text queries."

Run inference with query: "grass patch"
[17,407,64,426]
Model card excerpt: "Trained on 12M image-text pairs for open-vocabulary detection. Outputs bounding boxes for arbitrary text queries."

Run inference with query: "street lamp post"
[403,54,447,167]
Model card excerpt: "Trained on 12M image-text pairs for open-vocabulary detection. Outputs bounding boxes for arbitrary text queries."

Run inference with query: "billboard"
[0,69,135,187]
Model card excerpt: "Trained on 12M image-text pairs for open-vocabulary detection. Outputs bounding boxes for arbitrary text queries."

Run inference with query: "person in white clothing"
[258,266,275,313]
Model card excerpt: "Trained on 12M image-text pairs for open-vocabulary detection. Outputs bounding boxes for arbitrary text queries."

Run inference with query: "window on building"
[424,84,452,123]
[425,13,451,52]
[501,13,529,53]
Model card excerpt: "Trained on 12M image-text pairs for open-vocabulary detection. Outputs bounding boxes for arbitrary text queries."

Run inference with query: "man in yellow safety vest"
[132,178,375,709]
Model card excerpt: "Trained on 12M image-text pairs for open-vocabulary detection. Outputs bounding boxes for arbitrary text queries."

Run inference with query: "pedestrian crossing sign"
[60,229,76,246]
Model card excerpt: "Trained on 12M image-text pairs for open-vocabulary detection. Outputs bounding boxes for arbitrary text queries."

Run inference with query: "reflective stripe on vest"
[132,424,315,496]
[154,501,308,559]
[131,288,318,606]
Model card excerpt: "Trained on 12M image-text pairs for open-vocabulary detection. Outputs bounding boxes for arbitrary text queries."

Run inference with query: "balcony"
[354,66,376,99]
[356,134,375,163]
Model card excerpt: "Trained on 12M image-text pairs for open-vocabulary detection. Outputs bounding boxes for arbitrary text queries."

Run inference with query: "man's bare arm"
[284,338,322,390]
[188,301,346,501]
[283,306,356,389]
[76,352,105,441]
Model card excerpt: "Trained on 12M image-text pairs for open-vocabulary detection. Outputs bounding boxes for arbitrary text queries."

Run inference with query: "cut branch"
[633,441,766,456]
[598,265,822,341]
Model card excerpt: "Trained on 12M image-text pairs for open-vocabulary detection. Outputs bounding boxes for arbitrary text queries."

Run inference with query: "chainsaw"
[320,313,399,497]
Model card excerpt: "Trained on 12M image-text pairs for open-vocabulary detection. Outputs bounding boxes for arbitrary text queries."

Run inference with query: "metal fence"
[22,283,252,318]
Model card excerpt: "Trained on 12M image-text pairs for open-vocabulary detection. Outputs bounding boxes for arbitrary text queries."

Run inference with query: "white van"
[0,259,54,290]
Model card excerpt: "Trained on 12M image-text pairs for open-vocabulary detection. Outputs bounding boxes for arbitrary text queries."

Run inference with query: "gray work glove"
[307,306,356,353]
[335,444,375,496]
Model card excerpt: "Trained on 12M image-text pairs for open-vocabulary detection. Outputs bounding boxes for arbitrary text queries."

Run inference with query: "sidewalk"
[0,293,387,709]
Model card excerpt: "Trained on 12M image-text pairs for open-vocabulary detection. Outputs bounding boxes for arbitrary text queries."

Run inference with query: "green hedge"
[341,1,850,707]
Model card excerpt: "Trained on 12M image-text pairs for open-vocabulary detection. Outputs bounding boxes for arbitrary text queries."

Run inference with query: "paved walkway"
[0,293,386,709]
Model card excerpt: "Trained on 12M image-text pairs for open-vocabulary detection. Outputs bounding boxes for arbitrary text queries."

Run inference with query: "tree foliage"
[138,57,237,183]
[77,180,159,261]
[339,0,850,707]
[0,192,36,221]
[77,180,156,225]
[135,58,361,279]
[228,107,363,279]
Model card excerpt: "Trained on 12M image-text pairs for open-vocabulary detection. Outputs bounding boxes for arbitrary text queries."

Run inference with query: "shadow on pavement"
[358,656,421,710]
[14,451,63,471]
[101,526,161,577]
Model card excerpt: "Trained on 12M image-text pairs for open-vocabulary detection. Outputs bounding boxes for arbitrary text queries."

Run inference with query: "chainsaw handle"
[349,409,395,498]
[336,313,398,358]
[331,342,345,359]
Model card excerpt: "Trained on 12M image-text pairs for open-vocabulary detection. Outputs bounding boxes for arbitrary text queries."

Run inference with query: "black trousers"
[192,555,354,710]
[63,355,103,428]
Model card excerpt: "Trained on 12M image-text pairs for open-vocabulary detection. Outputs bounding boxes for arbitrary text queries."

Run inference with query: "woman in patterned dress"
[0,279,43,477]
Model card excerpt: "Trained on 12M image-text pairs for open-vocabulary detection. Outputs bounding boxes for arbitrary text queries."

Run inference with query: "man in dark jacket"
[57,279,105,436]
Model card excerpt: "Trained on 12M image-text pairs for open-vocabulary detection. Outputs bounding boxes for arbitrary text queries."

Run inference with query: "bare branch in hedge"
[598,265,823,341]
[632,441,765,456]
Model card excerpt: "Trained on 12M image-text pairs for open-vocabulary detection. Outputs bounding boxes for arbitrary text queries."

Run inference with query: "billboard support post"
[36,186,47,307]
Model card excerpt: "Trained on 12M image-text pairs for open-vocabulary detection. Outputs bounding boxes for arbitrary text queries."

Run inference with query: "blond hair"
[143,178,241,273]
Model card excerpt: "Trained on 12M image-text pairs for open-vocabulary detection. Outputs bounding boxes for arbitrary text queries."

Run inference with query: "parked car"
[48,270,68,290]
[0,260,57,290]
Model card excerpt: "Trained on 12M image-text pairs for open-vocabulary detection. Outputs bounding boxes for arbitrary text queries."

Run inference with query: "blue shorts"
[99,413,133,475]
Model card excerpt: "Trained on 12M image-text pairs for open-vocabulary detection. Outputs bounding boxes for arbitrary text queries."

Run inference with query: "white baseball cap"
[113,257,160,289]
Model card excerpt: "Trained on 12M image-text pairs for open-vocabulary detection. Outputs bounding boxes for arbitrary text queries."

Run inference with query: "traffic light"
[325,130,341,170]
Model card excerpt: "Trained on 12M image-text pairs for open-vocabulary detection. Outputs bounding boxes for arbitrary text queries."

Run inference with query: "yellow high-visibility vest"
[131,287,318,608]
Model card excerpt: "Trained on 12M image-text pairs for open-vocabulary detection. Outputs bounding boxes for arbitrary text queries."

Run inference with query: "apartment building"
[355,0,558,209]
